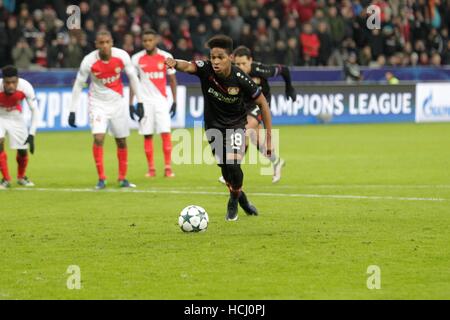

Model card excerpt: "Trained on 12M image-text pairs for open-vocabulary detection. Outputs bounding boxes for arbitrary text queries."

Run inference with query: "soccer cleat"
[119,179,136,188]
[164,168,175,178]
[226,195,239,221]
[272,158,286,184]
[17,176,35,187]
[218,175,226,185]
[0,179,11,190]
[238,191,258,216]
[145,169,156,178]
[95,179,106,190]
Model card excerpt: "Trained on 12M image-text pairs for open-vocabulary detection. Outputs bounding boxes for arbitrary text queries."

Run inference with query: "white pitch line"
[9,187,447,202]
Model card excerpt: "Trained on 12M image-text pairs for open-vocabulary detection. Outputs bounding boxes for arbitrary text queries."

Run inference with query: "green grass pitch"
[1,123,449,299]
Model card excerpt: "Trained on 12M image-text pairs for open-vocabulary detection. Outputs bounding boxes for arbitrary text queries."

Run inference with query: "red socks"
[93,145,106,180]
[93,145,128,181]
[0,151,11,181]
[144,137,155,172]
[117,147,127,181]
[16,152,29,179]
[161,133,172,169]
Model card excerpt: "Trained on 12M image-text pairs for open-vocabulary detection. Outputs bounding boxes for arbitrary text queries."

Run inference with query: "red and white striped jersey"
[0,78,35,114]
[70,47,141,111]
[131,48,175,102]
[0,78,39,134]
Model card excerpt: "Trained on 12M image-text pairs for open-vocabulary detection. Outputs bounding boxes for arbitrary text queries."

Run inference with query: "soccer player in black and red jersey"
[165,35,272,221]
[218,45,297,184]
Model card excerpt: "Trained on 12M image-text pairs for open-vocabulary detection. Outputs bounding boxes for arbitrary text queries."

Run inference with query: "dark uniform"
[193,60,262,164]
[244,62,282,123]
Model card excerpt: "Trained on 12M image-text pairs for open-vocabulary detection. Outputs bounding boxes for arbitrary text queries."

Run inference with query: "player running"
[68,30,144,189]
[218,45,297,184]
[165,35,273,221]
[0,65,39,189]
[130,29,177,178]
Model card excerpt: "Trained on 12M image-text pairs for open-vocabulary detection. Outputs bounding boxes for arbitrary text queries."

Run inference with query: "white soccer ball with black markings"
[178,205,209,232]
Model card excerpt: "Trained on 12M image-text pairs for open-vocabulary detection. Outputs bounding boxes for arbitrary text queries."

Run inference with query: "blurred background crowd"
[1,0,450,70]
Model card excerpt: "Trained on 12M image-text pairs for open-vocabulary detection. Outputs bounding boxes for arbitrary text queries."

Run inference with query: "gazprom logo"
[422,91,450,117]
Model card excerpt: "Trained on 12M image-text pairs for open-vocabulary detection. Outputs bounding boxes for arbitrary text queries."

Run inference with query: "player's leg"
[139,102,155,177]
[8,115,34,187]
[0,135,11,189]
[218,114,257,185]
[155,100,174,178]
[144,135,155,177]
[93,133,107,189]
[255,122,285,183]
[89,108,108,189]
[16,149,33,187]
[223,128,257,220]
[109,109,135,188]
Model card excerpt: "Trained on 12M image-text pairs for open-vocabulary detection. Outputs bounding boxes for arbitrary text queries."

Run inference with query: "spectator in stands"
[192,23,209,57]
[359,45,372,66]
[326,6,345,47]
[33,35,48,68]
[2,0,450,70]
[430,52,442,66]
[296,0,317,24]
[228,6,245,43]
[443,40,450,65]
[343,52,362,83]
[12,37,33,69]
[285,37,301,66]
[268,18,284,45]
[47,33,65,68]
[385,71,399,84]
[369,54,386,67]
[369,29,384,60]
[172,38,193,61]
[238,24,255,52]
[253,34,273,64]
[317,21,332,66]
[299,22,320,66]
[63,36,84,69]
[283,16,300,40]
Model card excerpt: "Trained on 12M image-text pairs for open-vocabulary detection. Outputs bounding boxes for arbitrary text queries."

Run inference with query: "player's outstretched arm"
[279,65,297,102]
[255,94,273,156]
[165,58,197,74]
[257,62,297,102]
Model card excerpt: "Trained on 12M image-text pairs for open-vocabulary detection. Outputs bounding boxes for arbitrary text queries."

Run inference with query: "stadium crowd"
[1,0,450,69]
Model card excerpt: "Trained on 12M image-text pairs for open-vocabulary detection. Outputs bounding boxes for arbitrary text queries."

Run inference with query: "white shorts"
[0,111,28,150]
[89,101,130,138]
[138,100,171,135]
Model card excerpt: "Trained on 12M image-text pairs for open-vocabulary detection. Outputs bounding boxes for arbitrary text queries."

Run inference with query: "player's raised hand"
[136,102,144,122]
[286,85,297,102]
[68,112,77,128]
[170,102,177,118]
[165,57,177,69]
[24,135,35,154]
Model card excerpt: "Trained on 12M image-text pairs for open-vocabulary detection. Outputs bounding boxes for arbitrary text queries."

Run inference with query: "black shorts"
[205,128,246,165]
[246,105,262,124]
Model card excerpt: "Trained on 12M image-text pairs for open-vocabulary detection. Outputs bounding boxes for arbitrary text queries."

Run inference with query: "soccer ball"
[178,205,209,232]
